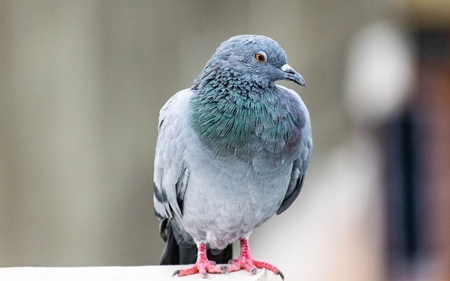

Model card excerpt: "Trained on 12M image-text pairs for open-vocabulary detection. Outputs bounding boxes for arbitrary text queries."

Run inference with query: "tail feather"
[207,244,233,264]
[158,220,233,265]
[159,221,181,264]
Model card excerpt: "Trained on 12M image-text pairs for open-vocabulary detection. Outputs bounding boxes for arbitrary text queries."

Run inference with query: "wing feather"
[153,89,194,220]
[276,86,313,215]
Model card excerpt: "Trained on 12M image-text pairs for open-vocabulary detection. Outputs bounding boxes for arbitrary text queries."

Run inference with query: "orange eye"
[254,52,267,62]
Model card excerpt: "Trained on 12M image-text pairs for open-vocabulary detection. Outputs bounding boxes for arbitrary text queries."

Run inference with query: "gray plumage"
[154,35,312,268]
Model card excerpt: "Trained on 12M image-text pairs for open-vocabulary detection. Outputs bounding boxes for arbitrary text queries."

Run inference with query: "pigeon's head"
[199,35,305,89]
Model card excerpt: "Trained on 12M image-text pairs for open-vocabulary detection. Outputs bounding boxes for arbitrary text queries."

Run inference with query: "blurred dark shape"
[384,108,427,274]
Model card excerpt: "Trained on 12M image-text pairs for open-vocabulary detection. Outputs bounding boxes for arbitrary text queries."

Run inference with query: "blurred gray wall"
[0,0,399,272]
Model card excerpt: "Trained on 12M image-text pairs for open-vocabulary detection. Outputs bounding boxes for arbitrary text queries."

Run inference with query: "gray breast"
[180,138,293,249]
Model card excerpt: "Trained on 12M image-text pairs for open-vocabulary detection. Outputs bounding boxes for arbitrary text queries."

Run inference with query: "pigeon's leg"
[227,238,284,280]
[173,242,227,278]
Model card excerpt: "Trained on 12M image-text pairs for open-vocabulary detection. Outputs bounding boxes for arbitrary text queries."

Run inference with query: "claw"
[220,265,228,273]
[278,269,285,281]
[172,270,180,277]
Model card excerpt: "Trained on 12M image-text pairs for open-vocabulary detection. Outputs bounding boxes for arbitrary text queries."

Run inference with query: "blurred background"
[1,1,450,280]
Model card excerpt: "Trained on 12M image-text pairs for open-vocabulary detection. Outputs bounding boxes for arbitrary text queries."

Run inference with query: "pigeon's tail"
[159,223,181,264]
[207,244,233,264]
[158,218,233,265]
[158,224,198,264]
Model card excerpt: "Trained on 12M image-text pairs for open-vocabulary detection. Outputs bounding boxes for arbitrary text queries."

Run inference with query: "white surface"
[0,266,267,281]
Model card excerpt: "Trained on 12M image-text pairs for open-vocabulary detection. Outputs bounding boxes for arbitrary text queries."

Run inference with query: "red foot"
[173,243,227,278]
[227,238,284,280]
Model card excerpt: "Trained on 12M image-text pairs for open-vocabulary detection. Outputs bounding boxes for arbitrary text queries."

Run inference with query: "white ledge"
[0,265,267,281]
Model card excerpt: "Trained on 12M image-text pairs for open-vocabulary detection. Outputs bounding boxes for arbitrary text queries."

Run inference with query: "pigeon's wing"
[154,89,194,265]
[154,89,234,265]
[276,86,313,215]
[153,88,193,224]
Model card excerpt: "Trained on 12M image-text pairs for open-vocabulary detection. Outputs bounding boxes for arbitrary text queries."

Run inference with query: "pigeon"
[154,34,312,279]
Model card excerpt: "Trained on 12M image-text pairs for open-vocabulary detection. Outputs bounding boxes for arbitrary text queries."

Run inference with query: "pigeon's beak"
[281,64,306,87]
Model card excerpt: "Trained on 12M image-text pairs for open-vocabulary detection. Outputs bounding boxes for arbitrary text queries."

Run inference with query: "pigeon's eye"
[254,52,267,63]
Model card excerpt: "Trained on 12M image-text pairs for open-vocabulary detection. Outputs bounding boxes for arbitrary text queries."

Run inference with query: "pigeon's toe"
[174,259,225,278]
[226,238,284,279]
[227,258,282,279]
